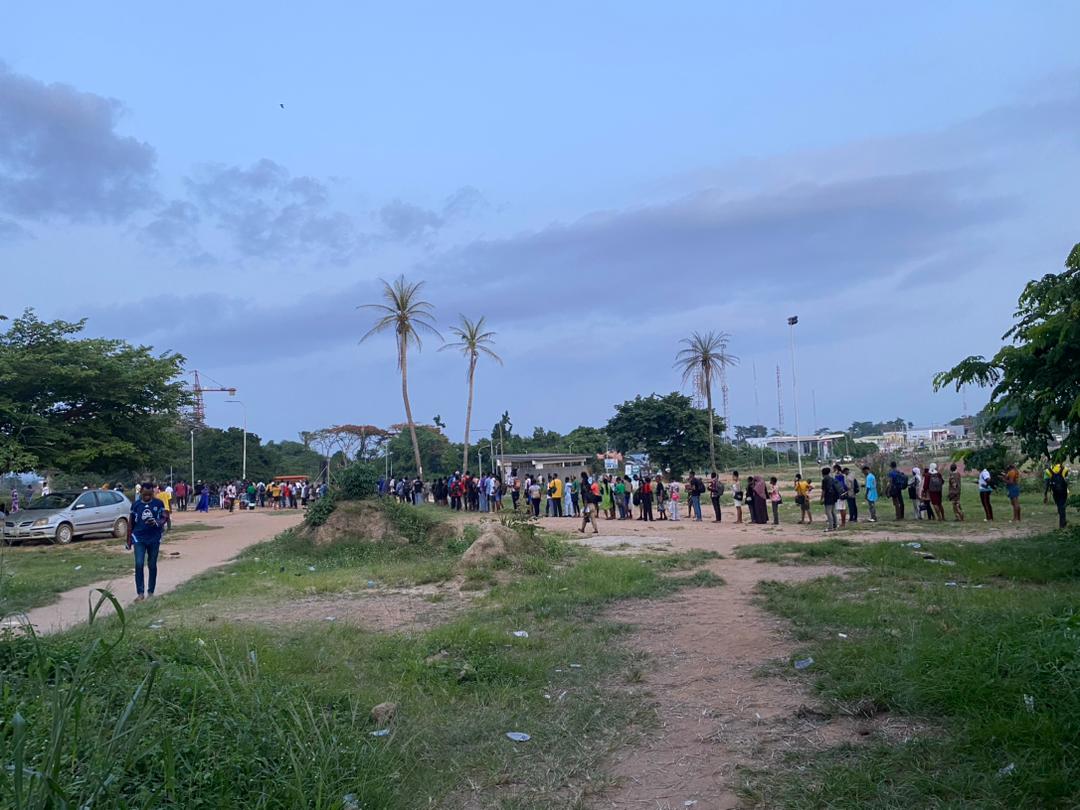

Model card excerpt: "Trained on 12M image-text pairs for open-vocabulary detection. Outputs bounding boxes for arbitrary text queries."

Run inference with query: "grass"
[0,542,134,614]
[0,506,724,808]
[737,529,1080,808]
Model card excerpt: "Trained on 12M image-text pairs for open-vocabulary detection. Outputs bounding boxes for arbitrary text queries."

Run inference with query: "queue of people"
[157,478,326,513]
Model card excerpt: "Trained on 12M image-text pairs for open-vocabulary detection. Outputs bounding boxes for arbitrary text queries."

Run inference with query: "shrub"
[304,495,337,527]
[334,463,379,501]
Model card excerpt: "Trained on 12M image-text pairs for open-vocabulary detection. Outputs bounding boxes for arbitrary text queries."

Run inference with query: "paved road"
[21,509,304,634]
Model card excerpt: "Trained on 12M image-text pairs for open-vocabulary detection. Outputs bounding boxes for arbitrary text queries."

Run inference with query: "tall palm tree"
[360,276,439,478]
[440,315,502,472]
[674,330,739,473]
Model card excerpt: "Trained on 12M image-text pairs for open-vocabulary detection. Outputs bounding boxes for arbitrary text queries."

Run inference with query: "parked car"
[2,490,131,545]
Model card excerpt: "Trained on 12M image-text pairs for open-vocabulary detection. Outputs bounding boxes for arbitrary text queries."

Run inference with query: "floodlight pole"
[788,316,803,478]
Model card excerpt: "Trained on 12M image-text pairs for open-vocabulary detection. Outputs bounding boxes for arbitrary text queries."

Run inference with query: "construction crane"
[190,370,236,424]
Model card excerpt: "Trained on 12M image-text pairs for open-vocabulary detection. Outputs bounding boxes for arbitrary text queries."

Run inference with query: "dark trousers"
[531,498,540,517]
[641,496,653,521]
[847,497,858,522]
[980,491,994,520]
[892,493,905,519]
[711,496,722,521]
[1054,495,1068,528]
[133,538,160,595]
[551,496,562,517]
[771,501,779,524]
[511,491,519,509]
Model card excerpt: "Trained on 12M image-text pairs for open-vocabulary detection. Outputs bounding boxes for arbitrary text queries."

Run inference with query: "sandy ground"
[525,512,1000,809]
[21,508,303,634]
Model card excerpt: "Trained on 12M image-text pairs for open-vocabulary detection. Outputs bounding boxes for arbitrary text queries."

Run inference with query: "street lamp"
[787,316,803,478]
[226,399,247,480]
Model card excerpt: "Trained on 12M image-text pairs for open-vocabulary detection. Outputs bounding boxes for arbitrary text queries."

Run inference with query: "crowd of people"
[379,460,1072,534]
[141,479,326,514]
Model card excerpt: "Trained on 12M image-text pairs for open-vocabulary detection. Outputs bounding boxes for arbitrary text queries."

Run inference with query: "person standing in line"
[528,477,542,517]
[1045,462,1070,529]
[887,462,906,519]
[669,478,681,521]
[842,467,859,523]
[751,475,769,524]
[579,471,599,534]
[550,474,563,518]
[926,463,946,521]
[174,480,187,512]
[599,476,614,520]
[708,472,723,522]
[768,476,781,525]
[1004,463,1021,522]
[861,465,878,522]
[794,473,813,523]
[196,483,210,512]
[640,476,654,521]
[731,470,743,523]
[978,467,994,521]
[687,470,704,521]
[820,467,839,532]
[127,483,166,601]
[832,466,848,527]
[948,463,965,521]
[478,475,490,513]
[655,474,667,520]
[910,467,924,519]
[565,476,577,518]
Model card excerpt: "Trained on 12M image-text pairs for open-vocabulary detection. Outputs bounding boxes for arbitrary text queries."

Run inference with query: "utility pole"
[190,429,195,485]
[752,361,764,467]
[787,316,803,477]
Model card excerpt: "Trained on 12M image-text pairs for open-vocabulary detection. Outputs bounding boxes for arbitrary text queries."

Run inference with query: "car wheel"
[55,523,74,545]
[113,517,129,539]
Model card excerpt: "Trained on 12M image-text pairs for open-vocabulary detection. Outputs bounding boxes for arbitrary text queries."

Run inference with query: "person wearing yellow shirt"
[794,474,813,524]
[155,484,172,531]
[549,475,564,517]
[269,483,281,509]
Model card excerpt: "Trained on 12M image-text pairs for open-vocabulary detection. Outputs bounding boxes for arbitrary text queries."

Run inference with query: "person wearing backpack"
[842,467,859,523]
[820,467,839,532]
[947,463,964,521]
[708,471,724,522]
[1045,462,1070,529]
[887,461,907,520]
[687,470,704,521]
[731,470,744,524]
[578,471,600,535]
[832,465,849,526]
[655,475,667,520]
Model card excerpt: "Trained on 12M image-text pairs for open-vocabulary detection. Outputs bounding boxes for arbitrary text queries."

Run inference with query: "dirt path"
[22,509,303,634]
[527,514,987,809]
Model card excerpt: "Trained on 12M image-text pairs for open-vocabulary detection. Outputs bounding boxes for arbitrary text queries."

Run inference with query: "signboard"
[604,458,618,470]
[534,463,544,470]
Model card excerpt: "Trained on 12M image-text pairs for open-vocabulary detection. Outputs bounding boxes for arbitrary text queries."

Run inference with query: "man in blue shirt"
[128,482,166,600]
[862,465,878,523]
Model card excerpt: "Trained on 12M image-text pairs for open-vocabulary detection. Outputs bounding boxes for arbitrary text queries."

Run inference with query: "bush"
[304,495,337,527]
[334,463,379,501]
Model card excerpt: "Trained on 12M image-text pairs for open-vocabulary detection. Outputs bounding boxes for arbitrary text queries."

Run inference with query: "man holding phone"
[128,482,167,601]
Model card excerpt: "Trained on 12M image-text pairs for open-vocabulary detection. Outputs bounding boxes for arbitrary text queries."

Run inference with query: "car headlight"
[32,518,49,527]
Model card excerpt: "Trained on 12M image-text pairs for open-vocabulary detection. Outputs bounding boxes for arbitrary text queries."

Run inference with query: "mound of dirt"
[304,501,406,545]
[459,522,521,568]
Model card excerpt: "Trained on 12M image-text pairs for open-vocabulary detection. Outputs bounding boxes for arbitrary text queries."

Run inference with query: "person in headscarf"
[196,483,210,513]
[752,475,770,524]
[910,467,924,519]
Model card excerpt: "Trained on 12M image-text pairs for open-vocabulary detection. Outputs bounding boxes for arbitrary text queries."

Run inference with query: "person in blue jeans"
[127,482,166,601]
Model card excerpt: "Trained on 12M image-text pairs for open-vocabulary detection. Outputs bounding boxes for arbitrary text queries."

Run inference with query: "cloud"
[0,62,157,222]
[185,158,361,262]
[421,169,1011,325]
[0,217,32,241]
[377,185,487,244]
[137,199,214,264]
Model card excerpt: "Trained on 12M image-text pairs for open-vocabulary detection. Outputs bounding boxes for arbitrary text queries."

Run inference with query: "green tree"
[360,276,440,478]
[439,315,502,473]
[605,392,719,478]
[0,311,189,474]
[734,424,769,442]
[385,425,457,478]
[674,330,737,473]
[934,242,1080,460]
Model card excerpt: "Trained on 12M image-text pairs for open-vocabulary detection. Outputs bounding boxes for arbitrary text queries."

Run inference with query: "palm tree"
[360,276,439,478]
[674,330,738,473]
[440,315,502,472]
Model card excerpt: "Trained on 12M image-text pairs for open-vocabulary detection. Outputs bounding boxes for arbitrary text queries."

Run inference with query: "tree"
[439,315,502,473]
[734,424,769,442]
[323,424,391,463]
[0,311,189,474]
[360,276,439,478]
[605,392,719,478]
[934,242,1080,461]
[674,331,737,473]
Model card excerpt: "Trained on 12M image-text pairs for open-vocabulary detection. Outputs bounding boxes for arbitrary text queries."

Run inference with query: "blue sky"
[2,2,1078,443]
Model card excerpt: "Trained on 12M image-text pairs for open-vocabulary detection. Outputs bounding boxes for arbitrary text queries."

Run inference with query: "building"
[746,433,846,459]
[496,453,591,483]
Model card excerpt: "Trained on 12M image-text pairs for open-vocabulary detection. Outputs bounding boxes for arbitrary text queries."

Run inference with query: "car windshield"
[25,493,76,510]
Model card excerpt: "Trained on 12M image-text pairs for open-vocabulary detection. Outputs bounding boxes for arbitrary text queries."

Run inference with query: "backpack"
[717,482,726,497]
[1049,471,1068,498]
[693,477,706,495]
[907,481,918,499]
[852,479,860,494]
[928,473,944,493]
[894,471,908,494]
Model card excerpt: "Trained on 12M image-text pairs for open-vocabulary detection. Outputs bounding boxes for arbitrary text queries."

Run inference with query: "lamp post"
[226,399,247,480]
[787,316,803,478]
[190,429,195,484]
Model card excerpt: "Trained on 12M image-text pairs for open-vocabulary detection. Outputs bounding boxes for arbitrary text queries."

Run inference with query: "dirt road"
[22,509,303,635]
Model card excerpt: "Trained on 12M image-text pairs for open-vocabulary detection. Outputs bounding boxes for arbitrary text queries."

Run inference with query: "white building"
[746,433,847,459]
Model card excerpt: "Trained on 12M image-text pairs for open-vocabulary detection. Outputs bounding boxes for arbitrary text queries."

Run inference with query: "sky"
[2,2,1079,444]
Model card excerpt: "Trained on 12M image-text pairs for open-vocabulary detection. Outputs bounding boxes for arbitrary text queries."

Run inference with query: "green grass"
[0,542,134,614]
[737,529,1080,808]
[0,514,724,808]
